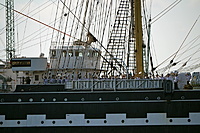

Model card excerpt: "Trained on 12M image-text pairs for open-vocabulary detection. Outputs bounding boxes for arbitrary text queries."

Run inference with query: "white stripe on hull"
[0,113,200,127]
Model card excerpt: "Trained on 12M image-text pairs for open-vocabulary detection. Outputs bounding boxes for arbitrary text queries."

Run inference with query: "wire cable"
[151,0,182,24]
[169,14,200,65]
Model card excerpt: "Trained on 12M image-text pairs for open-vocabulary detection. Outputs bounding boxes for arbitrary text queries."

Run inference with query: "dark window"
[35,75,39,81]
[75,51,79,56]
[92,51,99,57]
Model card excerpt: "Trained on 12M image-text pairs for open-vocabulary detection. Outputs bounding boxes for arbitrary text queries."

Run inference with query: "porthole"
[86,120,90,123]
[121,120,125,123]
[41,98,45,102]
[0,98,4,102]
[116,97,120,101]
[69,120,72,124]
[181,96,185,100]
[52,98,56,102]
[64,98,68,102]
[104,120,107,123]
[157,96,161,100]
[0,121,3,125]
[29,98,33,102]
[52,121,56,124]
[81,98,85,101]
[99,98,102,101]
[18,98,22,102]
[188,119,191,122]
[145,97,149,100]
[41,121,44,124]
[169,119,173,122]
[17,121,20,124]
[145,119,149,123]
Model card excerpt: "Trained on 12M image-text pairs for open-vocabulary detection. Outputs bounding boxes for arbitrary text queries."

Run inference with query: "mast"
[146,19,151,75]
[101,0,144,78]
[134,0,144,77]
[5,0,15,63]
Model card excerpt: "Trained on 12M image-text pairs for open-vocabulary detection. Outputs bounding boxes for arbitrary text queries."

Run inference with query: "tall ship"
[1,0,200,133]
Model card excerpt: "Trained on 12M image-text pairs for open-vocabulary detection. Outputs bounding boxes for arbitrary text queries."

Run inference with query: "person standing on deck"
[25,77,31,84]
[43,76,48,84]
[174,71,179,90]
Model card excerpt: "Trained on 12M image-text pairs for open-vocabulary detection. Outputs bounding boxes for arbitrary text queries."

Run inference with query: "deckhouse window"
[95,52,99,57]
[87,52,90,57]
[75,51,79,56]
[92,51,99,57]
[68,50,73,57]
[79,52,83,57]
[63,50,67,57]
[35,75,39,81]
[51,50,56,57]
[75,51,83,57]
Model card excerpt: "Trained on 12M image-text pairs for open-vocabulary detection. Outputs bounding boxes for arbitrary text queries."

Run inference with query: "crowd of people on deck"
[43,76,66,84]
[151,71,192,89]
[43,71,192,89]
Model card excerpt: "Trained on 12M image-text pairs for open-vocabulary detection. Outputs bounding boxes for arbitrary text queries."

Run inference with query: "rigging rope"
[169,15,200,65]
[55,0,68,70]
[0,0,63,57]
[60,0,123,76]
[151,0,182,24]
[178,44,200,70]
[154,14,200,73]
[65,0,84,70]
[13,8,78,40]
[155,39,200,74]
[15,1,59,43]
[20,0,32,55]
[155,34,200,70]
[61,0,74,69]
[0,1,52,35]
[174,35,200,62]
[60,0,89,38]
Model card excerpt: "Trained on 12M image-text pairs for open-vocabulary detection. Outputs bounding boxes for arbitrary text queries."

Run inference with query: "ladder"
[102,0,131,77]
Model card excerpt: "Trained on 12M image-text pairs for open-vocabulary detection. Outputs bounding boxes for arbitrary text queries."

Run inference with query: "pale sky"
[0,0,200,73]
[150,0,200,73]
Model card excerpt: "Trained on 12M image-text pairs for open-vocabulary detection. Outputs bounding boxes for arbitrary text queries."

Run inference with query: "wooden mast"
[134,0,144,77]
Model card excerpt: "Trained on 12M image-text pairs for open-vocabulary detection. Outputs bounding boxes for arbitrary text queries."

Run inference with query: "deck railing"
[65,79,173,91]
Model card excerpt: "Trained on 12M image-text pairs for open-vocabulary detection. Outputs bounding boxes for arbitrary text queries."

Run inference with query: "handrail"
[64,79,172,91]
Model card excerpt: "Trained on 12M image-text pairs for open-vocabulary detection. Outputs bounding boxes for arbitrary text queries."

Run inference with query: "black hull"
[1,126,200,133]
[1,89,200,132]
